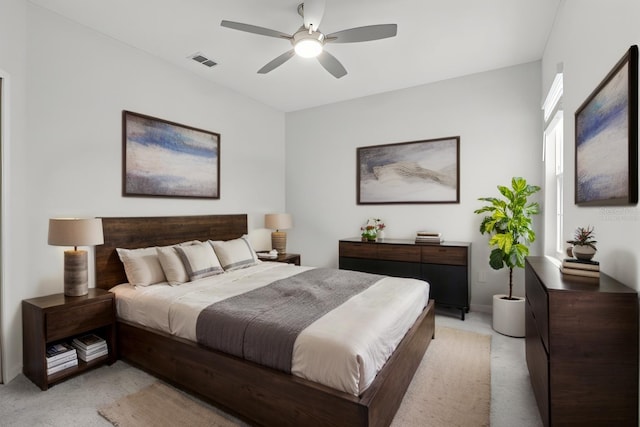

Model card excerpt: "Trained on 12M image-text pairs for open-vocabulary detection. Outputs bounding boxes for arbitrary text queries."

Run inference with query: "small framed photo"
[123,111,220,199]
[357,136,460,204]
[575,45,638,206]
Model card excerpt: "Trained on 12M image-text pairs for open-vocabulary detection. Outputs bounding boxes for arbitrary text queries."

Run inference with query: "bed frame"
[95,214,435,427]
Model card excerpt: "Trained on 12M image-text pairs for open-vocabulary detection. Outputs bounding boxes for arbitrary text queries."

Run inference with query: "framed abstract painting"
[123,111,220,199]
[357,136,460,204]
[575,45,638,206]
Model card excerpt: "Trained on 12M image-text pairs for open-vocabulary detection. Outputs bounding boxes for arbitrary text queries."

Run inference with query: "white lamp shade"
[264,213,293,231]
[48,218,104,247]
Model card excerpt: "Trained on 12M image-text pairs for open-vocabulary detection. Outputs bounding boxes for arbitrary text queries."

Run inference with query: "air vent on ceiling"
[189,52,217,68]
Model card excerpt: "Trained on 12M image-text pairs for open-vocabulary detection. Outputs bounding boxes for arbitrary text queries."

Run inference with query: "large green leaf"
[489,249,504,270]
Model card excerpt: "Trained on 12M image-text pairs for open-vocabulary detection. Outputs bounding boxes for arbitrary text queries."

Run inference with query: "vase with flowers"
[360,218,385,242]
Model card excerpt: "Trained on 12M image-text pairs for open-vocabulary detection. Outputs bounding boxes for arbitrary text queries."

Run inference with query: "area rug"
[98,326,491,427]
[390,326,491,427]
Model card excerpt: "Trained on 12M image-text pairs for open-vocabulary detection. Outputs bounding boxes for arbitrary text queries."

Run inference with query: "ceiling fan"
[220,0,397,79]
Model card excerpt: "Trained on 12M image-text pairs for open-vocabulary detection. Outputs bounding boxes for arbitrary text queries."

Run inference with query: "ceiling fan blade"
[220,20,291,40]
[317,51,347,79]
[326,24,397,43]
[302,0,325,31]
[258,50,296,74]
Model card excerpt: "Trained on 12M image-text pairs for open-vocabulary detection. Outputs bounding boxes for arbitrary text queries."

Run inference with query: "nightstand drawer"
[46,299,112,341]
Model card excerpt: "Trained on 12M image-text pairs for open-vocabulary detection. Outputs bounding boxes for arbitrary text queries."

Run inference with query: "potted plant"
[360,225,377,241]
[360,218,385,242]
[566,226,597,260]
[474,177,540,337]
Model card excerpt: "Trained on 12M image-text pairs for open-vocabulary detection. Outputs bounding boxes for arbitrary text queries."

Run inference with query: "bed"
[95,214,435,427]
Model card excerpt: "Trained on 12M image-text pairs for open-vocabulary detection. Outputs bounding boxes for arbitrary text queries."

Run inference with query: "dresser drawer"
[525,264,549,352]
[339,242,378,259]
[46,298,113,342]
[526,304,550,424]
[421,245,467,265]
[378,245,420,262]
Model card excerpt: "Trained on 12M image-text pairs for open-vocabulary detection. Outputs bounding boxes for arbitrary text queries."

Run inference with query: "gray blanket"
[195,268,384,373]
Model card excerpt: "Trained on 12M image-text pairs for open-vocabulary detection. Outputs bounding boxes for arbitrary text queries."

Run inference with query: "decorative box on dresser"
[22,288,117,390]
[525,256,638,427]
[338,238,470,319]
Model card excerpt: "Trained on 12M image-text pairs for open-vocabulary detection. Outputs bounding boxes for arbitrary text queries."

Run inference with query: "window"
[542,72,564,257]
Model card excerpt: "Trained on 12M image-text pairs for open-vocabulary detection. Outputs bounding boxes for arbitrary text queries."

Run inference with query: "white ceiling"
[29,0,560,112]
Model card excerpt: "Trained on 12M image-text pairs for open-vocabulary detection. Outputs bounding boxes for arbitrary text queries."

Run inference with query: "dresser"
[525,256,638,426]
[338,238,470,319]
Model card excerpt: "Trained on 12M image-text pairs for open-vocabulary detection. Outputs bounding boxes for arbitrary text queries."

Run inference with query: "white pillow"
[116,247,166,286]
[209,236,259,271]
[174,241,224,281]
[156,240,201,286]
[157,246,189,285]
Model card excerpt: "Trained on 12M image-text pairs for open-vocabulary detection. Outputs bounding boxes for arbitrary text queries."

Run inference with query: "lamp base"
[271,231,287,254]
[64,250,89,296]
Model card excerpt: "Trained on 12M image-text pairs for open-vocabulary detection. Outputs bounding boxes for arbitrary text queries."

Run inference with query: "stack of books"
[71,333,108,362]
[560,258,600,278]
[415,231,443,244]
[46,343,78,375]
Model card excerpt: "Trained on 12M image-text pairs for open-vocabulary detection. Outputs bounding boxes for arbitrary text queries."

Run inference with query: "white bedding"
[111,261,430,395]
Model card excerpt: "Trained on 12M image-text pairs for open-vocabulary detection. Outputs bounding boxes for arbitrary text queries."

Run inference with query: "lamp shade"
[48,218,104,247]
[264,213,293,231]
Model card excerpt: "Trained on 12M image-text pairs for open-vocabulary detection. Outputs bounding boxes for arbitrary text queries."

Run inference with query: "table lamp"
[264,213,292,254]
[48,218,104,296]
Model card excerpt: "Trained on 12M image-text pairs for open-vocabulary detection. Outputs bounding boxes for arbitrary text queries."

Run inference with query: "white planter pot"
[492,294,525,337]
[571,245,596,261]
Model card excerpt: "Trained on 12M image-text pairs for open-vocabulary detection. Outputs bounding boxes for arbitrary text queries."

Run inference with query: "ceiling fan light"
[292,29,325,58]
[295,38,323,58]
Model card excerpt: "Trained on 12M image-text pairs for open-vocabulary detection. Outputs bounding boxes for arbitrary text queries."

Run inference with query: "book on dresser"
[561,258,600,277]
[71,334,108,362]
[562,258,599,270]
[415,231,443,244]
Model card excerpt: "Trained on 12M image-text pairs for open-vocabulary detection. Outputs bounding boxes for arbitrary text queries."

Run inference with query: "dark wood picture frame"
[575,45,638,206]
[357,137,460,204]
[122,111,220,199]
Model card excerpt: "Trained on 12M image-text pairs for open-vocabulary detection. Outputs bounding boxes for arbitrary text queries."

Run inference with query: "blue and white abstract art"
[575,46,637,205]
[124,111,220,198]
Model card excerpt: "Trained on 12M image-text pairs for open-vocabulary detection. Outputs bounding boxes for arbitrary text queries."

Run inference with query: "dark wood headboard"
[95,214,248,290]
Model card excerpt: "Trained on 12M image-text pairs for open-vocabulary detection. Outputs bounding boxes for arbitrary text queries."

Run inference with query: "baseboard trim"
[470,303,492,314]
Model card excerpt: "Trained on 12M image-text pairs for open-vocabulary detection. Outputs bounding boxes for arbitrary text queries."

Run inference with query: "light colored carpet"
[98,326,490,427]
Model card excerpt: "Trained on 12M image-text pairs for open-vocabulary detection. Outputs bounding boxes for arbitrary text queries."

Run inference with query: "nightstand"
[275,253,301,265]
[22,288,116,390]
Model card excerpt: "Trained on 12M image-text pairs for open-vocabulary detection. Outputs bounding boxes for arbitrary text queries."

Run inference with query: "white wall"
[0,4,285,383]
[285,62,543,312]
[0,0,30,385]
[542,0,640,289]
